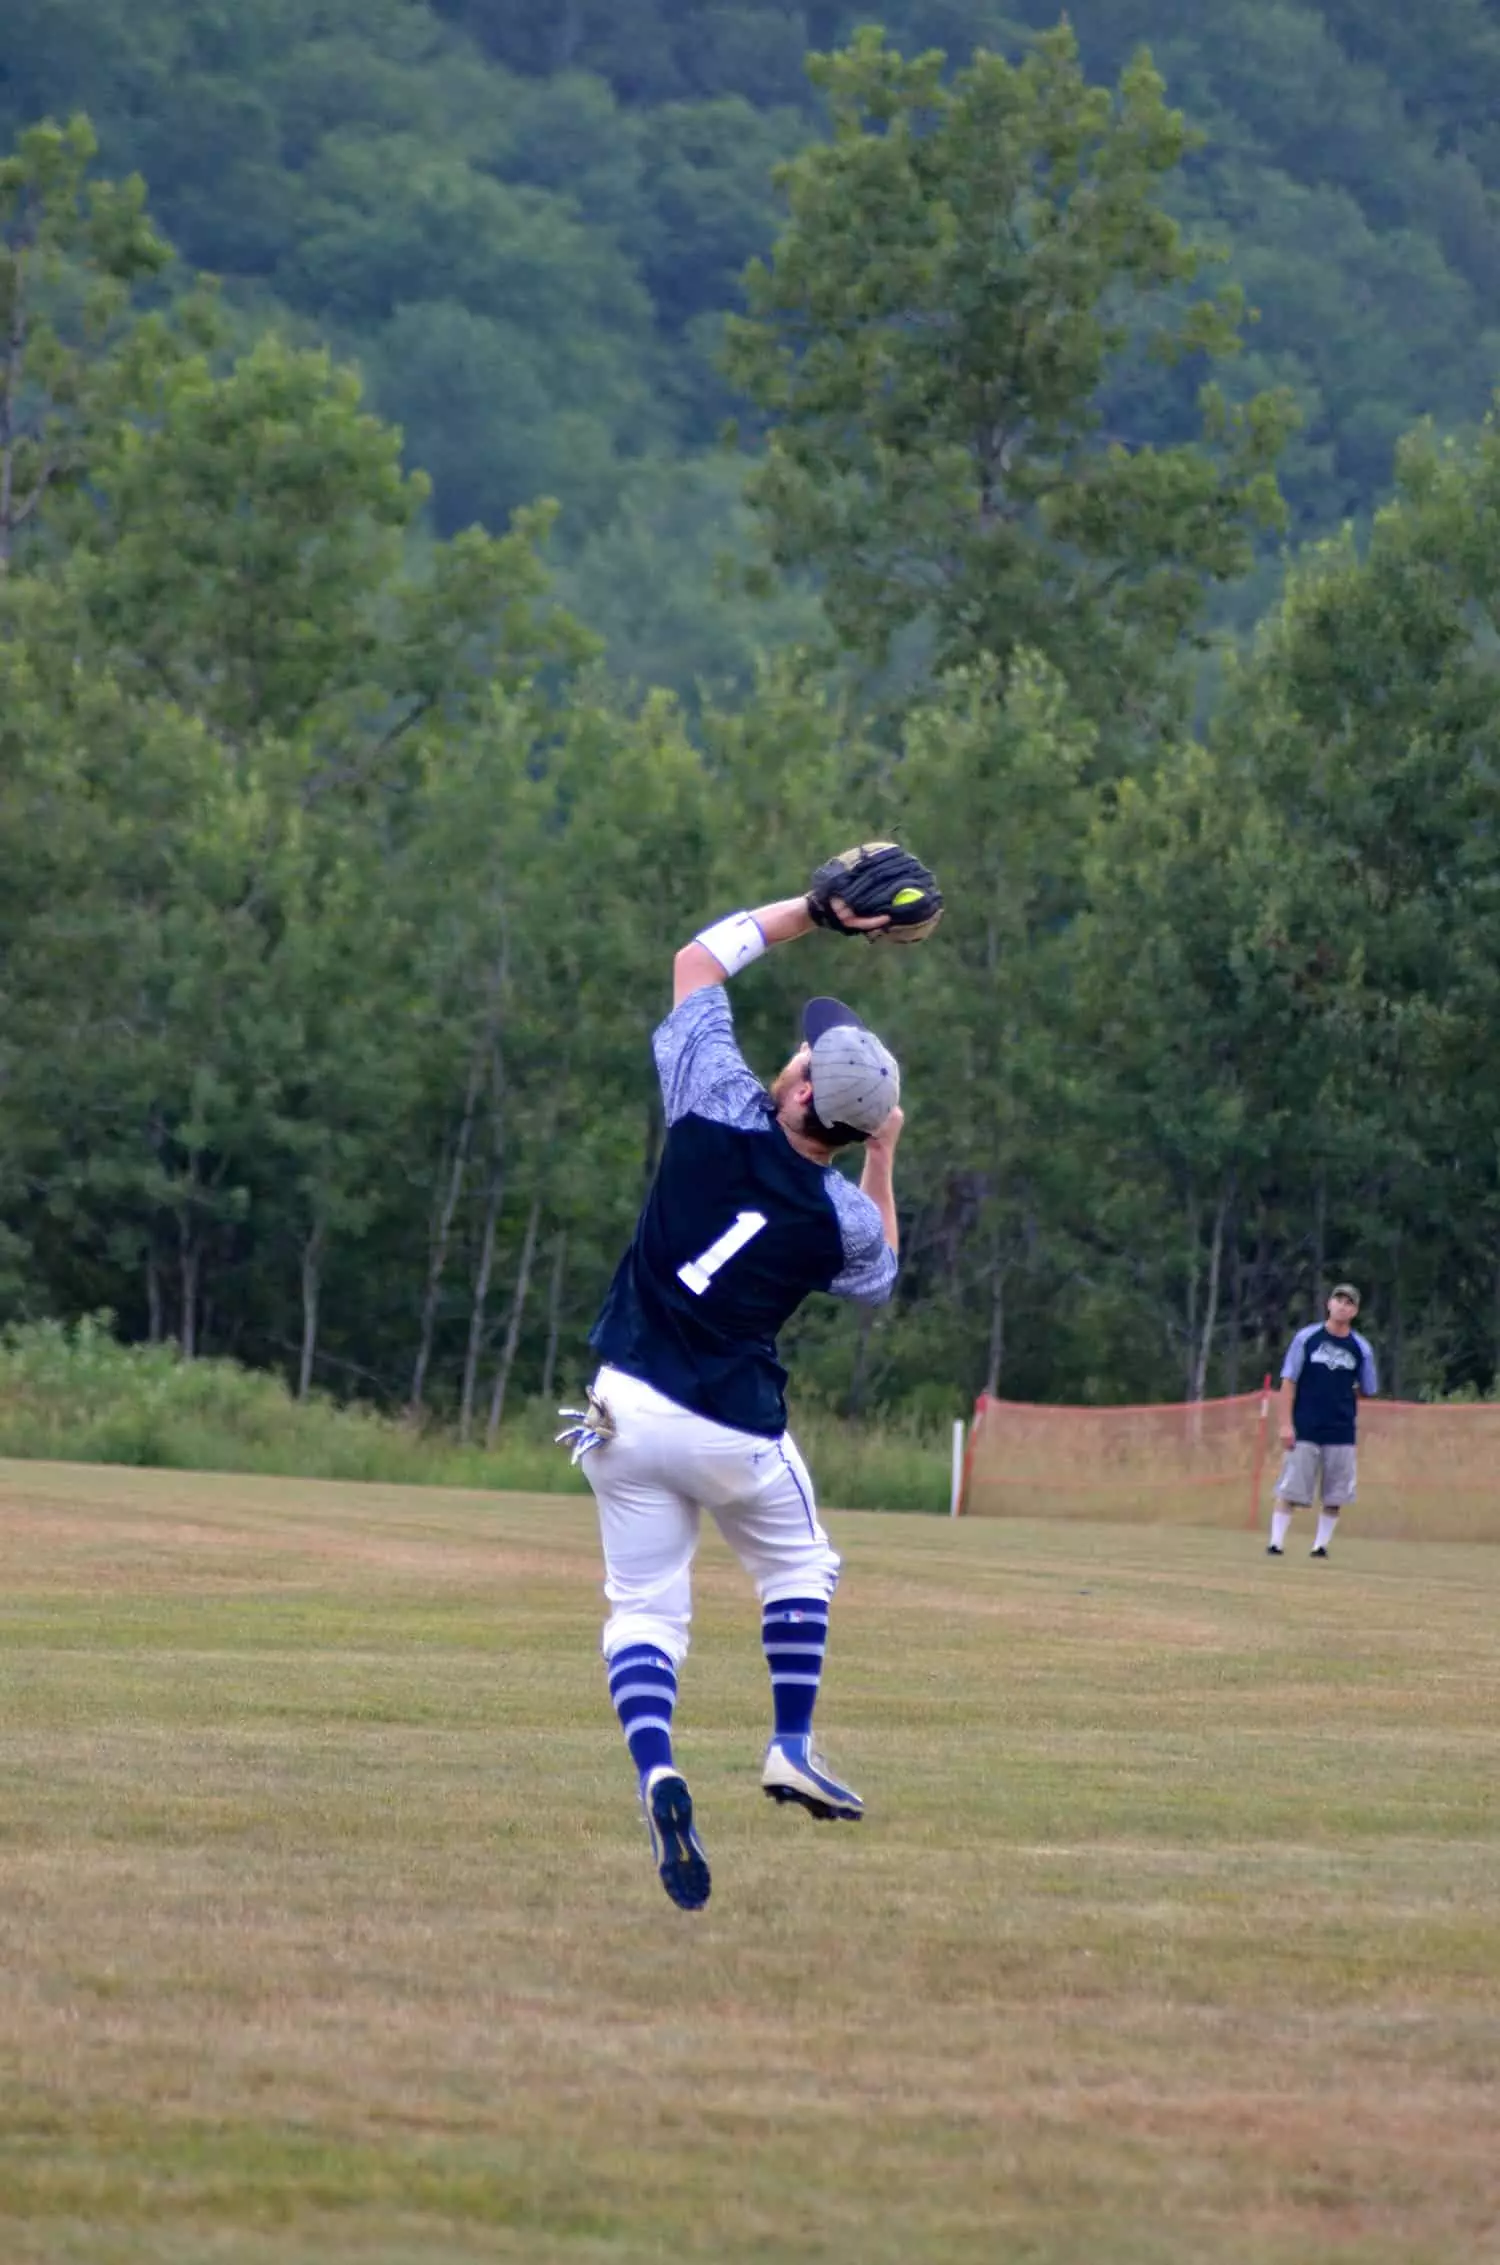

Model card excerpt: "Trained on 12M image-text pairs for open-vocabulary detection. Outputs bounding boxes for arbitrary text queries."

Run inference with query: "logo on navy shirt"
[1309,1341,1358,1374]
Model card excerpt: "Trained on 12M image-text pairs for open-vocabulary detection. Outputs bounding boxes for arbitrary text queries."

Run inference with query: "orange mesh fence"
[1349,1400,1500,1541]
[961,1391,1500,1541]
[961,1389,1273,1530]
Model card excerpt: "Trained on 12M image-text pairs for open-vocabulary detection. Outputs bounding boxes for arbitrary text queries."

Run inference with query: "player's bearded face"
[770,1045,816,1131]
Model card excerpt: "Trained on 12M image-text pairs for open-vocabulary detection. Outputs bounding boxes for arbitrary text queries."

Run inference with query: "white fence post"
[950,1417,965,1517]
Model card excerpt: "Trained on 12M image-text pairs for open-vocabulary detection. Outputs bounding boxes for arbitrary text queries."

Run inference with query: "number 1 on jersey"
[678,1210,767,1296]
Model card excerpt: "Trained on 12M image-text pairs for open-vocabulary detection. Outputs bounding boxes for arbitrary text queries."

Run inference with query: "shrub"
[0,1318,955,1510]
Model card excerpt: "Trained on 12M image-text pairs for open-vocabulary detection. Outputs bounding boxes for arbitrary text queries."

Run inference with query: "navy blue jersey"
[590,987,896,1436]
[1282,1323,1378,1447]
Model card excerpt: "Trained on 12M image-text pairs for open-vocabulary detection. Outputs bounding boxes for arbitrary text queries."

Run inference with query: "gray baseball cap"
[802,996,900,1135]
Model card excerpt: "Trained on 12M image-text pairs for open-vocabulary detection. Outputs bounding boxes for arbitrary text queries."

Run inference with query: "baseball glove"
[806,841,944,945]
[555,1386,617,1466]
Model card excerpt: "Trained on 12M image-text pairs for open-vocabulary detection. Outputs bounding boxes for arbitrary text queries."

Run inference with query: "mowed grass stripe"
[0,1461,1496,2265]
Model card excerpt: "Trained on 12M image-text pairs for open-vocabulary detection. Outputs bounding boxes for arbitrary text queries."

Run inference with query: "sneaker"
[761,1735,864,1822]
[1310,1545,1329,1559]
[1266,1544,1284,1556]
[642,1766,711,1910]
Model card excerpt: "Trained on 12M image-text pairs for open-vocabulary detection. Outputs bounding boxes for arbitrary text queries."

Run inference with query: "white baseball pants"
[581,1364,841,1665]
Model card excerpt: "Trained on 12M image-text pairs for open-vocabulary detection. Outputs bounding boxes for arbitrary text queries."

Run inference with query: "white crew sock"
[1314,1510,1339,1552]
[1270,1506,1294,1550]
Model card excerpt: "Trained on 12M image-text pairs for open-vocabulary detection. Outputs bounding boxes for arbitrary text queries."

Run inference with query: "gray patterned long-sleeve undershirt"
[653,987,896,1304]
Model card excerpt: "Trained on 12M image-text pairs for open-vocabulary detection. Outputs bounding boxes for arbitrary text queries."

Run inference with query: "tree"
[1067,736,1359,1399]
[856,658,1097,1405]
[725,25,1293,741]
[0,115,172,572]
[0,250,600,1384]
[1208,413,1500,1389]
[559,455,821,701]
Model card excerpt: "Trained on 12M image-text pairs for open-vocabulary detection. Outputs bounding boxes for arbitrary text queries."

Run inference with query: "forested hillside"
[3,2,1500,1426]
[7,0,1500,686]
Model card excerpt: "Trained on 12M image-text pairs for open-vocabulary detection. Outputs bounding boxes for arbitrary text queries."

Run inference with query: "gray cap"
[802,996,900,1135]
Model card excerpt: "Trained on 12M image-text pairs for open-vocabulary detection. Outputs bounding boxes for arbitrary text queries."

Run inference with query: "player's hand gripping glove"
[806,841,944,944]
[555,1386,617,1466]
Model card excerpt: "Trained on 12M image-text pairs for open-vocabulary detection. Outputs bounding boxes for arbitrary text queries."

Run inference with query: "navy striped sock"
[606,1645,677,1782]
[761,1597,828,1740]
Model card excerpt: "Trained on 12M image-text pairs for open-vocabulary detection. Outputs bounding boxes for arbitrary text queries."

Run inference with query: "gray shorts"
[1276,1440,1357,1508]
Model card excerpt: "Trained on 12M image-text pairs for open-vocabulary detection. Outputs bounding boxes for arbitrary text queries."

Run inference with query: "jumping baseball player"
[558,845,942,1911]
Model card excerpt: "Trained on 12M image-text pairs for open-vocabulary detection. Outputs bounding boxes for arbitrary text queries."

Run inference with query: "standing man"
[559,848,940,1912]
[1268,1284,1378,1560]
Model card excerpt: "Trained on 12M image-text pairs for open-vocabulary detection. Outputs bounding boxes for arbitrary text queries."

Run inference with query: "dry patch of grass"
[1,1461,1498,2264]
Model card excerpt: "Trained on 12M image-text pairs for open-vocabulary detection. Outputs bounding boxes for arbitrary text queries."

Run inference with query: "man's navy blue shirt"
[590,988,896,1437]
[1281,1323,1378,1447]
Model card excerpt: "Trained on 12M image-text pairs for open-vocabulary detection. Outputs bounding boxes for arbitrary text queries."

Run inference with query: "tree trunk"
[540,1229,567,1405]
[1190,1184,1229,1403]
[411,932,511,1415]
[1312,1166,1327,1312]
[409,1038,486,1415]
[983,1222,1005,1399]
[459,1045,507,1442]
[298,1219,325,1401]
[1225,1202,1244,1399]
[486,1191,542,1444]
[179,1220,200,1361]
[1183,1186,1200,1401]
[845,1301,875,1419]
[1252,1207,1273,1378]
[146,1247,164,1346]
[145,1108,168,1345]
[459,1170,503,1442]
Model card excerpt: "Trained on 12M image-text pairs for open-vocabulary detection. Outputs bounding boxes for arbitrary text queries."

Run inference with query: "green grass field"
[2,1461,1497,2265]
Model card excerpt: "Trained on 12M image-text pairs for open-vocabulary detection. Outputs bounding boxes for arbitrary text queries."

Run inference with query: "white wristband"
[695,910,767,978]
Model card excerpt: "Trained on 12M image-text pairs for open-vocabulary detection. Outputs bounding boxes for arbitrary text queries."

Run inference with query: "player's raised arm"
[673,899,817,1005]
[858,1104,903,1256]
[672,843,945,1004]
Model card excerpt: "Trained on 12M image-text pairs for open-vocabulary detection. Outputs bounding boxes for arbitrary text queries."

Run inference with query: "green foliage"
[1202,413,1500,1386]
[2,75,1500,1440]
[557,457,822,700]
[8,0,1500,677]
[0,114,176,570]
[726,26,1293,741]
[0,1316,589,1488]
[0,1316,952,1509]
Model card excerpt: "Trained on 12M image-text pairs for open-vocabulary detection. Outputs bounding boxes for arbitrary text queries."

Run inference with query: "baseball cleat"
[1310,1545,1329,1559]
[642,1766,710,1910]
[1266,1544,1283,1555]
[761,1735,863,1822]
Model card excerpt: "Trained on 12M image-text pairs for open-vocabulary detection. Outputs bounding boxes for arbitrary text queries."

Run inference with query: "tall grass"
[0,1318,954,1511]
